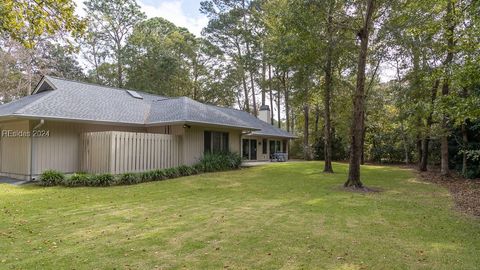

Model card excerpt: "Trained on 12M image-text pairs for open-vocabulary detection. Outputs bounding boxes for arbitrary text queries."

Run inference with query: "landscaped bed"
[418,169,480,217]
[1,162,479,269]
[38,152,242,187]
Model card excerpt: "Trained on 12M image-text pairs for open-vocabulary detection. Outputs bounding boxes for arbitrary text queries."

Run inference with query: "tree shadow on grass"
[341,185,383,193]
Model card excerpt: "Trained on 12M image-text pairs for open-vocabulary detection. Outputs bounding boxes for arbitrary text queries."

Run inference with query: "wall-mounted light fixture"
[183,124,191,129]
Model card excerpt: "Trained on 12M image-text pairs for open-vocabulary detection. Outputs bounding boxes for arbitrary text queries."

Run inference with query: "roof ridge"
[45,75,170,100]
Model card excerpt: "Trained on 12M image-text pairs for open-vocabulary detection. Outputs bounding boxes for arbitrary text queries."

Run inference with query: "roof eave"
[147,120,260,131]
[247,131,298,139]
[0,114,264,131]
[10,114,146,127]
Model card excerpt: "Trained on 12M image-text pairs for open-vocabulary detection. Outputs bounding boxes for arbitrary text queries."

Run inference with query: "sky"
[74,0,208,36]
[73,0,395,82]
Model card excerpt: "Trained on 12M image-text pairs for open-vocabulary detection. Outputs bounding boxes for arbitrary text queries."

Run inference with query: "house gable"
[32,77,56,95]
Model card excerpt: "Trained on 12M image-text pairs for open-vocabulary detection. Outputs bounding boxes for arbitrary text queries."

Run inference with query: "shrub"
[63,173,90,187]
[90,173,115,187]
[42,158,236,188]
[151,169,167,181]
[199,152,242,172]
[177,165,195,176]
[139,171,155,182]
[192,163,204,174]
[164,167,180,179]
[118,173,140,185]
[225,152,242,169]
[138,169,168,182]
[198,153,221,172]
[38,170,65,186]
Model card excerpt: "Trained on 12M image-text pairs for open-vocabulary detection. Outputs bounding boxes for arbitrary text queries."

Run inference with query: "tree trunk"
[314,105,320,135]
[193,57,199,100]
[92,43,101,83]
[291,113,295,134]
[285,72,290,132]
[249,70,258,116]
[416,136,422,167]
[440,0,455,177]
[303,104,310,160]
[419,80,439,171]
[242,0,257,116]
[360,112,366,165]
[323,33,334,173]
[27,54,33,95]
[269,65,274,124]
[261,52,266,106]
[242,74,250,112]
[461,123,468,176]
[400,122,409,164]
[277,86,281,129]
[116,42,123,88]
[461,87,469,176]
[345,0,375,188]
[419,137,429,171]
[440,124,449,176]
[236,44,250,113]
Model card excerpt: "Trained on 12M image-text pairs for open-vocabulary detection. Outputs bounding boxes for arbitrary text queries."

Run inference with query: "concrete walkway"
[0,177,31,185]
[241,161,274,167]
[242,159,303,167]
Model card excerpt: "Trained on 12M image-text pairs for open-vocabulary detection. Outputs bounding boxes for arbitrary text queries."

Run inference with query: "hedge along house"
[0,76,295,180]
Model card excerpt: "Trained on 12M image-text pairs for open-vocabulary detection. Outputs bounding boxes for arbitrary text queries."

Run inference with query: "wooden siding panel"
[0,120,31,180]
[80,131,182,174]
[1,119,248,180]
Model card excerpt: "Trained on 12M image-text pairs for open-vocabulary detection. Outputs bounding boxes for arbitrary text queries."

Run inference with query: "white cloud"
[139,0,207,36]
[73,0,87,17]
[73,0,207,36]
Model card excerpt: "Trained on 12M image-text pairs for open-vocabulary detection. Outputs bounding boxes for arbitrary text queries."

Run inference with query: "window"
[262,139,267,154]
[204,131,229,153]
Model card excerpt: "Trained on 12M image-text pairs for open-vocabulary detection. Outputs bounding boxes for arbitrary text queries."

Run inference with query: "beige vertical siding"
[183,126,241,165]
[30,121,147,178]
[0,120,31,180]
[1,119,245,179]
[230,130,241,154]
[80,131,182,174]
[32,121,79,175]
[257,137,269,161]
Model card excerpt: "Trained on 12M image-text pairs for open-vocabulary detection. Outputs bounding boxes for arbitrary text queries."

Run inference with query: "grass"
[1,162,479,269]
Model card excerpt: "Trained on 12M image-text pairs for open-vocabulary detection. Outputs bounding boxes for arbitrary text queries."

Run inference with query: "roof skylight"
[126,90,143,99]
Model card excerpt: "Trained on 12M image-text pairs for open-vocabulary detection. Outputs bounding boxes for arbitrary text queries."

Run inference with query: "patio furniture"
[271,152,288,162]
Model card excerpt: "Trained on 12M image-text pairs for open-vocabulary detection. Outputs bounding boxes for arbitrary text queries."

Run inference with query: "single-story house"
[0,76,295,180]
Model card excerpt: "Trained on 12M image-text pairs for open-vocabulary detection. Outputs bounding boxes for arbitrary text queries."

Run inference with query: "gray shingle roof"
[0,76,296,138]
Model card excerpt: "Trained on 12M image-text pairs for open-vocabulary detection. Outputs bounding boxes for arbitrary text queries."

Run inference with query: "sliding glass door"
[242,139,257,160]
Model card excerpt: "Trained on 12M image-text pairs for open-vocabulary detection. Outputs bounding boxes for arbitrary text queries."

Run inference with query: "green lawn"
[1,162,479,269]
